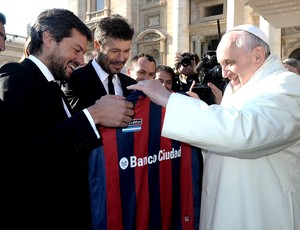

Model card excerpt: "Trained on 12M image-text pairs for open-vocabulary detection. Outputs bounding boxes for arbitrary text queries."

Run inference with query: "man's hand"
[174,52,183,69]
[88,95,134,127]
[186,80,200,99]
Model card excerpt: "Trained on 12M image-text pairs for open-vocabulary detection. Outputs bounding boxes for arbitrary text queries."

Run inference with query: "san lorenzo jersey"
[89,91,203,230]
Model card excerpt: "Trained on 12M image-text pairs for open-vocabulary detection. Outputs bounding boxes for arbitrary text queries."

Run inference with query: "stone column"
[86,0,91,21]
[172,0,190,53]
[87,0,91,13]
[260,17,281,57]
[226,0,247,30]
[244,3,255,24]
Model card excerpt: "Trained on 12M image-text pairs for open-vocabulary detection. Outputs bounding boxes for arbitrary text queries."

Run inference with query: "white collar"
[91,59,115,81]
[28,55,55,82]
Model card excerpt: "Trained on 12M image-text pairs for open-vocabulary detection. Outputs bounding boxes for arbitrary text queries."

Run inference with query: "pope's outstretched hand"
[127,79,172,107]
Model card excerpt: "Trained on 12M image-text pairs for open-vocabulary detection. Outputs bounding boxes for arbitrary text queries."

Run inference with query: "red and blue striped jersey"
[89,91,203,230]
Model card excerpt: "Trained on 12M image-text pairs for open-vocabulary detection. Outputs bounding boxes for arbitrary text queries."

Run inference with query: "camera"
[181,53,195,67]
[192,51,226,105]
[176,53,196,69]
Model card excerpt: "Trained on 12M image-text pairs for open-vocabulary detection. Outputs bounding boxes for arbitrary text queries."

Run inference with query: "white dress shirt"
[92,59,123,96]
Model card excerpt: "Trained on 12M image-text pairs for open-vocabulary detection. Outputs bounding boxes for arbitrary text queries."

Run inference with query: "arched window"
[290,48,300,60]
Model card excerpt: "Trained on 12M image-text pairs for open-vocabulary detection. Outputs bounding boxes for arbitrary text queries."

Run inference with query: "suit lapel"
[118,73,137,97]
[22,59,70,119]
[49,81,70,119]
[87,62,108,97]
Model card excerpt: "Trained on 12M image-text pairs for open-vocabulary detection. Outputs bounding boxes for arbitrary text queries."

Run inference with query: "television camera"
[192,51,226,105]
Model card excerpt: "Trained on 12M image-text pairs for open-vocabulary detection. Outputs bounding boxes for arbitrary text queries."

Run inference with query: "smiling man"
[0,8,134,229]
[127,53,157,82]
[63,14,137,113]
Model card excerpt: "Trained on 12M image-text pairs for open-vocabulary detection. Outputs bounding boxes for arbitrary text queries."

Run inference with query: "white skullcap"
[227,24,269,45]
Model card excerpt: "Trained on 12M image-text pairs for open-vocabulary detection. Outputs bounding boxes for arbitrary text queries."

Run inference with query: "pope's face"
[217,31,260,86]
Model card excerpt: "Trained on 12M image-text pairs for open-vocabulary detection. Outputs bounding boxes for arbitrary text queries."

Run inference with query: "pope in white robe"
[128,25,300,230]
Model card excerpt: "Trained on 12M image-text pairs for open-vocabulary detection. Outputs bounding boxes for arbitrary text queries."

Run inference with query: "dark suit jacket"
[63,60,137,113]
[0,58,102,229]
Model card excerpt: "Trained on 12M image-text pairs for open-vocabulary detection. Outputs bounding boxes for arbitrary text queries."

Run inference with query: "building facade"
[0,34,27,65]
[68,0,300,69]
[1,0,299,66]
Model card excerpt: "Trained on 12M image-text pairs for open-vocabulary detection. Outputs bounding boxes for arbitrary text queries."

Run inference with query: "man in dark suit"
[0,9,134,230]
[63,14,137,113]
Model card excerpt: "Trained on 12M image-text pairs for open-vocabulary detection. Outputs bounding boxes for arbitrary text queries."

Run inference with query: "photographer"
[189,51,228,105]
[173,52,200,92]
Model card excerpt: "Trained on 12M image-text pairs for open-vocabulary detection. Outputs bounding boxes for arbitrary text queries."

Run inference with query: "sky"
[2,0,69,37]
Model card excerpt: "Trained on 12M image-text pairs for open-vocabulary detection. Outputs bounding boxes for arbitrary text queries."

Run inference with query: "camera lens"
[181,56,192,67]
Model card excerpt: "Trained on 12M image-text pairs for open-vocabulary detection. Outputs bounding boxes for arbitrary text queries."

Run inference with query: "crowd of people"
[0,9,299,230]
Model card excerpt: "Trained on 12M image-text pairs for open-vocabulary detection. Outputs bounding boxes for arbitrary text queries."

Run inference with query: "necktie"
[107,74,115,95]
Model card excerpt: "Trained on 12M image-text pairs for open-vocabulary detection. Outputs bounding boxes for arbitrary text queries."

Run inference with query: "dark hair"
[0,12,6,25]
[156,64,176,78]
[156,64,180,91]
[29,8,92,54]
[94,14,134,45]
[129,53,156,68]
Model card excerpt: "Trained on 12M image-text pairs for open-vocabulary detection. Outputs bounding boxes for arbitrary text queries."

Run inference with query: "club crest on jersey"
[122,118,142,132]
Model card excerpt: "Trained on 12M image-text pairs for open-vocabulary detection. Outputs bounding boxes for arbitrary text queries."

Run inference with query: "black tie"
[107,74,115,95]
